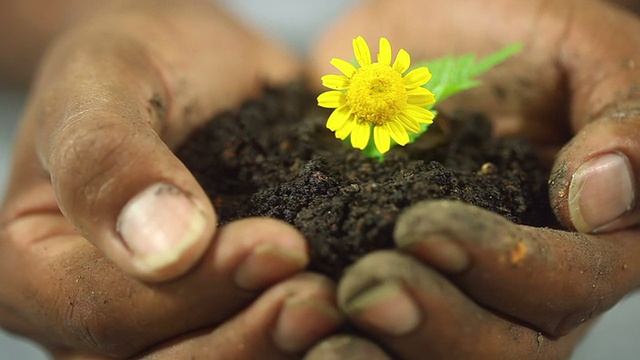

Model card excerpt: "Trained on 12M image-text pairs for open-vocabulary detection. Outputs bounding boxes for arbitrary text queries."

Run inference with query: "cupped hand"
[0,1,338,357]
[306,0,640,358]
[306,200,640,359]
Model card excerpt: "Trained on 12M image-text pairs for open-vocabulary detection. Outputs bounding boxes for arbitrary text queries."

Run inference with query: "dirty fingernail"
[273,296,343,353]
[305,335,393,360]
[235,244,308,291]
[569,153,635,233]
[117,183,207,274]
[345,281,421,336]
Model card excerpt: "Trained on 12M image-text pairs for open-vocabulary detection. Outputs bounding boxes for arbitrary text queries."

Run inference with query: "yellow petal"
[353,36,372,68]
[387,121,410,145]
[326,105,353,131]
[393,49,411,74]
[373,125,391,153]
[317,91,346,108]
[335,117,358,139]
[377,37,392,66]
[396,113,421,133]
[350,122,371,150]
[404,67,432,88]
[407,87,436,107]
[331,58,357,78]
[403,105,435,124]
[321,74,351,90]
[406,86,432,95]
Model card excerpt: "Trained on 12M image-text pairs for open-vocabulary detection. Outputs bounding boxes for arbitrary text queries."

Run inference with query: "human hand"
[0,1,344,358]
[310,0,640,233]
[305,200,640,359]
[51,272,340,360]
[306,0,640,358]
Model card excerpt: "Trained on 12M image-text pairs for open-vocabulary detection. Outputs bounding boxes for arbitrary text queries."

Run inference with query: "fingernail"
[345,281,421,336]
[399,234,469,273]
[117,183,207,273]
[305,335,393,360]
[273,296,343,353]
[234,244,308,291]
[569,153,635,233]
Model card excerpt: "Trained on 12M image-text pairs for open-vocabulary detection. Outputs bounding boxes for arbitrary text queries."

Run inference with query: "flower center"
[346,63,407,126]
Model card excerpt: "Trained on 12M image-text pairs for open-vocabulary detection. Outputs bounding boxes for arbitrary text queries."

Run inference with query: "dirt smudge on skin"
[148,93,166,125]
[509,240,528,266]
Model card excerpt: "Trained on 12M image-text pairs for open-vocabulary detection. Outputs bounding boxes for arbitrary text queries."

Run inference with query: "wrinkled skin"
[0,1,342,359]
[305,0,640,358]
[1,0,640,359]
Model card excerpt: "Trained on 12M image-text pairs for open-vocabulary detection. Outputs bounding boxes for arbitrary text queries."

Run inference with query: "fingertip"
[342,280,421,336]
[567,152,636,233]
[336,251,423,333]
[213,217,310,291]
[304,335,393,360]
[551,119,640,233]
[273,294,343,353]
[269,273,342,354]
[233,242,308,291]
[394,201,482,274]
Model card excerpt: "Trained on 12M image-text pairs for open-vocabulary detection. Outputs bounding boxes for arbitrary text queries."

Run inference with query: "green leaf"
[416,43,522,107]
[403,43,522,145]
[473,43,523,76]
[350,43,522,161]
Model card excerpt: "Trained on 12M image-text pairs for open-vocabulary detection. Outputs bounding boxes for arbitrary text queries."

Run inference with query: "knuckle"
[65,300,135,358]
[550,274,617,336]
[62,260,141,358]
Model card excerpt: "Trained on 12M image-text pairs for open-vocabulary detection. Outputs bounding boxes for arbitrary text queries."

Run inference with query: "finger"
[18,2,299,281]
[304,335,393,360]
[0,215,308,357]
[138,273,342,360]
[547,1,640,232]
[394,200,640,337]
[50,273,340,360]
[338,251,589,360]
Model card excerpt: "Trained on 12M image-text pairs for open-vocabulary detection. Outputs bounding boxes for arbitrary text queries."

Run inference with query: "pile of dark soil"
[176,83,555,279]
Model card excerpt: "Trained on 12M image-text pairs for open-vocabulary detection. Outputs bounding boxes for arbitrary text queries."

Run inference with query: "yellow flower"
[317,36,435,154]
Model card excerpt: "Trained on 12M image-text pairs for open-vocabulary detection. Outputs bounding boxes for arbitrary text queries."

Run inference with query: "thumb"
[33,38,215,282]
[550,1,640,233]
[29,3,299,281]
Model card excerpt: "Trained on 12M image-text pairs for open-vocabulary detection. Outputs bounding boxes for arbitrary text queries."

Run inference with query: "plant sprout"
[317,36,522,160]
